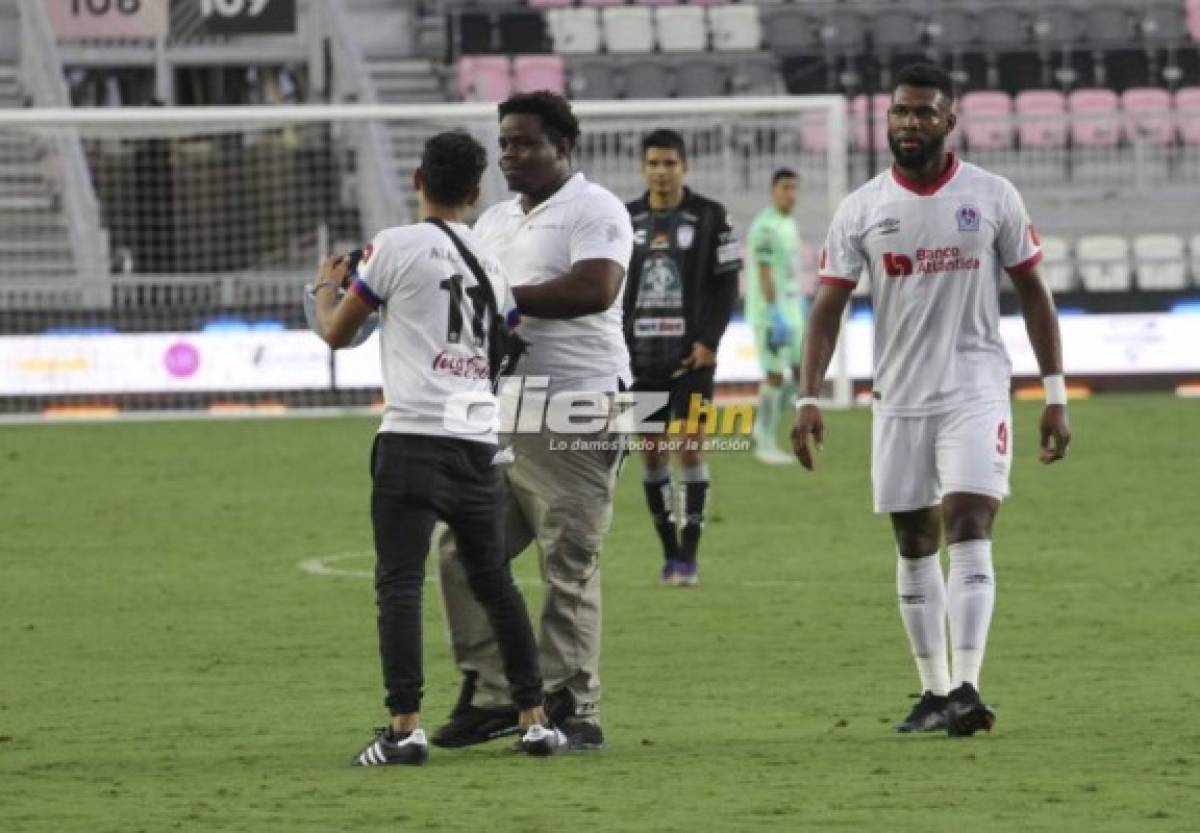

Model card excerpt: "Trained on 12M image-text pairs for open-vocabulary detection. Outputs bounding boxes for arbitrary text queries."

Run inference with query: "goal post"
[0,96,854,413]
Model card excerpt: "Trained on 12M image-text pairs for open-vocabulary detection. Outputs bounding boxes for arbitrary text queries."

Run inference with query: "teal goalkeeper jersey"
[745,207,801,322]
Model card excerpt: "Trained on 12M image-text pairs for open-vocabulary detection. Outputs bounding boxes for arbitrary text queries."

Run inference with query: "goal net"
[0,96,850,416]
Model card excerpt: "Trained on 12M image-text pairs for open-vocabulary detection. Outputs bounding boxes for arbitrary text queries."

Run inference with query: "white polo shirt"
[474,172,634,392]
[819,155,1042,416]
[351,221,515,444]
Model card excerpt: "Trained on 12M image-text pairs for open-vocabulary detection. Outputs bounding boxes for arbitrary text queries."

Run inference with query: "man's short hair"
[771,168,798,186]
[420,131,487,207]
[641,128,687,163]
[498,91,581,152]
[894,63,956,103]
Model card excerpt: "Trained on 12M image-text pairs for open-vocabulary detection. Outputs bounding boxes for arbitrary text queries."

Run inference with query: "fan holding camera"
[307,130,565,765]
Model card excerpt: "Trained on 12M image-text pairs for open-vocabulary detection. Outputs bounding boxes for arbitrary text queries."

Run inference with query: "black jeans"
[370,433,543,715]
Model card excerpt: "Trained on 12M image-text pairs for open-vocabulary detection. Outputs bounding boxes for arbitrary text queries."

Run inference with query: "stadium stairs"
[0,7,80,290]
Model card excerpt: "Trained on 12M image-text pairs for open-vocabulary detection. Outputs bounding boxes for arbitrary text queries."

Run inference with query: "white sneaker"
[754,446,795,465]
[518,724,569,757]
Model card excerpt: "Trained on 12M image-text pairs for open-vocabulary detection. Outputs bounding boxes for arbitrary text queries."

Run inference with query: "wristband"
[795,396,820,410]
[1043,374,1067,406]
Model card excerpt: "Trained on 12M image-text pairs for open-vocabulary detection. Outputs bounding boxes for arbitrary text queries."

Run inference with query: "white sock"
[896,552,951,696]
[947,540,996,690]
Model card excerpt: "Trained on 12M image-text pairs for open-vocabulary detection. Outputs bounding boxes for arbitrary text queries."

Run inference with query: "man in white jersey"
[310,131,566,764]
[791,64,1071,736]
[433,92,633,751]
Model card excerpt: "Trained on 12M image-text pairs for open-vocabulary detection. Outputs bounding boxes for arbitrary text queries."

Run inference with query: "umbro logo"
[870,217,901,236]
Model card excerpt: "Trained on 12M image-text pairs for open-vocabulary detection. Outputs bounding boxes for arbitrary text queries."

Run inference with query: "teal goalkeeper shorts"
[750,307,806,376]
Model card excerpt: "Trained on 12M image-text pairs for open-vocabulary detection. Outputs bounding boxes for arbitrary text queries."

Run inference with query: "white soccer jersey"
[351,221,515,443]
[819,155,1042,416]
[474,172,634,392]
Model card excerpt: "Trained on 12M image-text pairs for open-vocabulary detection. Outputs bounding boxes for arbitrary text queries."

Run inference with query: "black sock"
[642,477,679,562]
[679,478,709,563]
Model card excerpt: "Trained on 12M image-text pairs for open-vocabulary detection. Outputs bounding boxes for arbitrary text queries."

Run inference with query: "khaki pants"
[438,427,622,718]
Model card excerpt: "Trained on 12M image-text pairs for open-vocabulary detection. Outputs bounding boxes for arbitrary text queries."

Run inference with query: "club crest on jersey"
[676,224,695,250]
[651,231,670,251]
[956,205,981,232]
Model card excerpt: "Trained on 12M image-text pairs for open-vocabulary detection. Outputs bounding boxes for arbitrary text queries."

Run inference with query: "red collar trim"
[891,154,960,196]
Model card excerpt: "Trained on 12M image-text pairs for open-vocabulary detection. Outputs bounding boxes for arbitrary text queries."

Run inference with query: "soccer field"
[1,395,1197,833]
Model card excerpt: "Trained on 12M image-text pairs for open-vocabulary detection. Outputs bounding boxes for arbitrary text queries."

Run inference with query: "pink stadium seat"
[850,93,891,152]
[458,57,512,103]
[1068,88,1120,147]
[1121,87,1174,145]
[1188,2,1200,41]
[1176,87,1200,144]
[1015,90,1068,148]
[960,91,1014,150]
[513,55,566,95]
[632,0,680,5]
[800,108,834,152]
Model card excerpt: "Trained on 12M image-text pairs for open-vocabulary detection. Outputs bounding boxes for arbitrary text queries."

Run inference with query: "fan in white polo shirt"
[792,64,1072,739]
[434,92,633,753]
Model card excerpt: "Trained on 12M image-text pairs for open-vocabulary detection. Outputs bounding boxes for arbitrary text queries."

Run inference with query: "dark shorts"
[630,366,717,429]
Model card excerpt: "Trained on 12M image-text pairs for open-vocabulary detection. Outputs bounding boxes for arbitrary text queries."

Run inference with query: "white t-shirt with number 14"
[819,155,1043,416]
[351,221,515,444]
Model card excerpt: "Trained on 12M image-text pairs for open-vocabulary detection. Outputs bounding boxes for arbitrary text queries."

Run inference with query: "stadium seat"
[1082,4,1134,47]
[546,8,602,55]
[1076,234,1132,292]
[977,5,1027,49]
[1139,2,1188,43]
[526,0,573,8]
[623,60,674,99]
[676,59,727,98]
[1176,87,1200,144]
[1187,2,1200,42]
[800,105,839,152]
[850,93,890,153]
[710,5,763,53]
[925,7,978,53]
[819,10,866,53]
[513,55,566,95]
[632,0,679,6]
[1068,89,1121,148]
[568,61,620,100]
[458,57,512,102]
[602,7,655,54]
[961,91,1014,150]
[1133,233,1189,290]
[579,0,625,7]
[1015,90,1068,148]
[871,8,924,55]
[1121,87,1174,145]
[729,56,782,96]
[1038,235,1077,293]
[656,6,708,54]
[760,7,817,54]
[1032,6,1084,47]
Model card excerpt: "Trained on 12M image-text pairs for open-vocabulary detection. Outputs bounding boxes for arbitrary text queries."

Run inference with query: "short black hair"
[641,128,687,163]
[894,63,955,103]
[771,168,798,186]
[420,130,487,207]
[497,90,581,151]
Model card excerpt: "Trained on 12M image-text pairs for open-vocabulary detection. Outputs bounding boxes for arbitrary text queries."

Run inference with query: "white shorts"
[871,400,1013,514]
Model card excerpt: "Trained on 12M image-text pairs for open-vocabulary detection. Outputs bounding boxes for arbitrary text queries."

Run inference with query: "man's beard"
[888,132,946,169]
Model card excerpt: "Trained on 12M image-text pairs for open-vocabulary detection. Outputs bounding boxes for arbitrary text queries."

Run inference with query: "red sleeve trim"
[1005,249,1044,277]
[818,275,858,288]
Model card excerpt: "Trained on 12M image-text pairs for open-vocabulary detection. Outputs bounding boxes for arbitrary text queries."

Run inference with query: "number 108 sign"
[48,0,168,40]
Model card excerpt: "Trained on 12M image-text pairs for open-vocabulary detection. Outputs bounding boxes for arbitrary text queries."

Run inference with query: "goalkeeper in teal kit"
[745,168,805,464]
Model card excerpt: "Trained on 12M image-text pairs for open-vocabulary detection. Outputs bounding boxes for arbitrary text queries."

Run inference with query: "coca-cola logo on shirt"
[431,351,489,381]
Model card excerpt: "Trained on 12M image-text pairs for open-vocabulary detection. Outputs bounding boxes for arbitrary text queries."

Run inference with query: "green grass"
[1,395,1198,832]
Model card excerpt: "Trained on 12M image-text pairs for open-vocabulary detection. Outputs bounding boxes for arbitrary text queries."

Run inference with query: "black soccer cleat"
[894,691,949,733]
[351,727,429,767]
[559,716,606,751]
[430,705,520,748]
[945,683,996,737]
